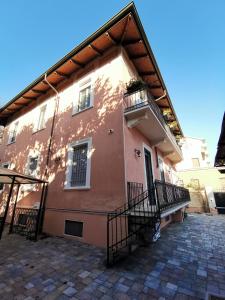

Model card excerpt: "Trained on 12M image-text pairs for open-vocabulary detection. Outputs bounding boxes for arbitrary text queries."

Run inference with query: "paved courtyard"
[0,214,225,300]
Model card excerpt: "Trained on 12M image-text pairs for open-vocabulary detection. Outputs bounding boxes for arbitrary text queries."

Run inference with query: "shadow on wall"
[0,75,126,216]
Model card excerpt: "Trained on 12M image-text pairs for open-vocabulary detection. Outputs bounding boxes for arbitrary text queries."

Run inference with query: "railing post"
[0,177,15,240]
[9,184,20,234]
[107,214,110,266]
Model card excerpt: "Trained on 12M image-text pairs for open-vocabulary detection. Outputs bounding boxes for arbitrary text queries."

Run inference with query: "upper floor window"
[8,121,19,144]
[26,155,39,177]
[73,76,94,114]
[65,138,92,189]
[34,104,47,132]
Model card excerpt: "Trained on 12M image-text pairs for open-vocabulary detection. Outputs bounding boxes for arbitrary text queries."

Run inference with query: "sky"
[0,0,224,163]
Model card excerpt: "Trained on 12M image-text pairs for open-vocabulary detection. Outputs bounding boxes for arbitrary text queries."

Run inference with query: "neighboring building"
[177,167,225,214]
[176,136,210,171]
[0,3,190,263]
[176,136,225,214]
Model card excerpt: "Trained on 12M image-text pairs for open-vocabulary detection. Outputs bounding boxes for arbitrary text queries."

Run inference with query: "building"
[176,136,225,214]
[0,3,190,264]
[176,136,210,171]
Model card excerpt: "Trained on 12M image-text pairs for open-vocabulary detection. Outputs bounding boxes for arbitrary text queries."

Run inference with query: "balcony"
[124,87,182,163]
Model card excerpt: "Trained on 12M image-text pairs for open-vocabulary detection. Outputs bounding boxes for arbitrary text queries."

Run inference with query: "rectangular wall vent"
[64,220,83,237]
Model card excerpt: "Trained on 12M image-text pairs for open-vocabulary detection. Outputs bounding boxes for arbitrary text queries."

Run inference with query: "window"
[64,220,83,237]
[26,156,39,176]
[158,157,165,182]
[73,77,93,114]
[35,105,47,131]
[190,178,200,189]
[65,138,92,189]
[8,121,19,144]
[192,158,200,168]
[0,163,10,190]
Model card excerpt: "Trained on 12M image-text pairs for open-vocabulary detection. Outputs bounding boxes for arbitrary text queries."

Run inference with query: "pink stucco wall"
[0,46,178,247]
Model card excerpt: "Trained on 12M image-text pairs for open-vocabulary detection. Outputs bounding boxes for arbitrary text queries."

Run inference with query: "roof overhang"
[0,2,183,137]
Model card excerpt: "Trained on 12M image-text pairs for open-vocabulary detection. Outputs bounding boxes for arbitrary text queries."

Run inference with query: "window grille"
[71,144,88,187]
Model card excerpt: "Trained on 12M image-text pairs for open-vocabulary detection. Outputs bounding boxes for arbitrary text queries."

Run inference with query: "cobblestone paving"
[0,214,225,299]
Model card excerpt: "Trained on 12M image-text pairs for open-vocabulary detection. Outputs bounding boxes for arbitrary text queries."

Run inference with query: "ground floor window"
[65,138,92,189]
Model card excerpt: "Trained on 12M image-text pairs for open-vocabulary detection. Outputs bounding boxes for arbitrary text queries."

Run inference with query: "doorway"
[144,148,155,204]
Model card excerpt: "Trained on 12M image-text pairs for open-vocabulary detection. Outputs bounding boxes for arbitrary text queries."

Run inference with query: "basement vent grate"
[64,220,83,237]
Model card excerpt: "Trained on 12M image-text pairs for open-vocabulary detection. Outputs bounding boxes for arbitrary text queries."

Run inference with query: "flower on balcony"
[168,120,178,129]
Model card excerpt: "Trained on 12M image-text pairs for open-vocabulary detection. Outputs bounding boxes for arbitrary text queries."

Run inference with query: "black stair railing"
[155,180,190,212]
[107,182,160,266]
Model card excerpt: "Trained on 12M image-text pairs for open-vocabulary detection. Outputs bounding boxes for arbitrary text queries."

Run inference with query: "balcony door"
[144,148,155,204]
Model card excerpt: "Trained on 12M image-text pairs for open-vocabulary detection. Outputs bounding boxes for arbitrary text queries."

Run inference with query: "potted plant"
[126,79,147,94]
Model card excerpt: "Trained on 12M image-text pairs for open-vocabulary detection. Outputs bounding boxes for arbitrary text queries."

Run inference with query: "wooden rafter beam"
[123,39,142,46]
[55,70,69,78]
[105,32,117,44]
[140,71,156,76]
[120,14,132,44]
[6,108,16,111]
[130,54,148,60]
[89,44,103,56]
[70,58,85,68]
[148,84,161,89]
[22,96,37,100]
[13,103,25,106]
[32,89,46,95]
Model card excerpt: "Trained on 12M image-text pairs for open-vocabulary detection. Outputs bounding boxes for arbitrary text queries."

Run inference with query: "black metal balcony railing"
[124,88,166,128]
[155,180,190,212]
[123,88,181,149]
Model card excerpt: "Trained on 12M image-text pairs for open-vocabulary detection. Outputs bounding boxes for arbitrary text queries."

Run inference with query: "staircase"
[106,183,160,266]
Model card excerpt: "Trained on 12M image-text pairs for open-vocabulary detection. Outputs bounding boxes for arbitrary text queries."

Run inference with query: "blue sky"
[0,0,224,163]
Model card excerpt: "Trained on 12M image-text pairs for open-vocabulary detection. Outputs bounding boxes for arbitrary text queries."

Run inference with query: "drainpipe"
[154,90,167,102]
[43,73,60,179]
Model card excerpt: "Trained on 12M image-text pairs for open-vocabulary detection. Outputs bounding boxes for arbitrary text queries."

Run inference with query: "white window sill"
[72,105,93,117]
[64,186,91,191]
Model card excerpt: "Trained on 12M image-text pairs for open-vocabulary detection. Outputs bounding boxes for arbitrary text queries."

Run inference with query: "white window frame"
[8,121,19,144]
[158,155,165,182]
[65,137,92,190]
[72,73,94,115]
[33,104,47,132]
[25,150,40,177]
[0,162,10,192]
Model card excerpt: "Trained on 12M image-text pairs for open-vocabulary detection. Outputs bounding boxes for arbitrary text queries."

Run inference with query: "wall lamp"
[135,148,142,158]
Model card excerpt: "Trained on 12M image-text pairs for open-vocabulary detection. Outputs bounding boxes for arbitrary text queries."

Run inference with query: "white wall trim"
[72,71,95,115]
[143,143,155,190]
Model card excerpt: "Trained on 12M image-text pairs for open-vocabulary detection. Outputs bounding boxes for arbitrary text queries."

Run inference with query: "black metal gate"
[214,192,225,214]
